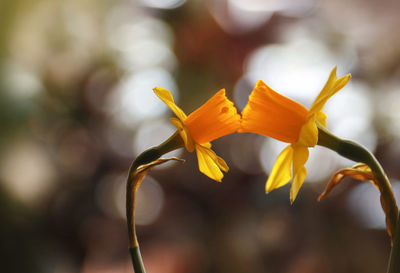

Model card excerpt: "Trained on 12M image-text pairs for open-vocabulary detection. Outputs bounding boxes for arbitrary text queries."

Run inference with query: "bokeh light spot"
[107,68,178,128]
[137,0,186,10]
[0,141,56,206]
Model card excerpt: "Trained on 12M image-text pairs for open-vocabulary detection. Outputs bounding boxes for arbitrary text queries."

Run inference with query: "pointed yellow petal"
[195,144,228,182]
[216,157,229,172]
[309,68,351,114]
[154,87,187,122]
[198,143,229,172]
[297,115,318,147]
[184,89,241,144]
[170,117,195,152]
[241,80,308,143]
[266,145,293,192]
[309,67,338,110]
[290,145,309,203]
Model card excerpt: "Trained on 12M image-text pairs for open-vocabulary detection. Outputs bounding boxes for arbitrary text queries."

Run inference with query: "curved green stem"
[126,131,183,273]
[129,247,146,273]
[317,125,399,273]
[317,126,397,222]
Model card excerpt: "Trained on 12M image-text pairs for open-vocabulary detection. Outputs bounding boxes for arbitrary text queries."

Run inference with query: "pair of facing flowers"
[155,67,351,203]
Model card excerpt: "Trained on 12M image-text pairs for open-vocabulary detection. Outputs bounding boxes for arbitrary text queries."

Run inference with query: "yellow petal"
[184,89,241,144]
[170,117,195,152]
[153,87,187,122]
[201,142,212,149]
[297,115,318,147]
[309,67,338,110]
[309,67,351,115]
[198,143,229,172]
[316,112,327,127]
[266,145,293,192]
[290,145,309,203]
[240,80,308,143]
[195,144,229,182]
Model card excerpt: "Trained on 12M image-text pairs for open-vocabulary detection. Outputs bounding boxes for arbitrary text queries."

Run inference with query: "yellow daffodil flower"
[154,87,241,182]
[240,67,351,202]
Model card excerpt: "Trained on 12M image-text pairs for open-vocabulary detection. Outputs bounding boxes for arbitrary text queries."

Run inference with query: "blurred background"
[1,0,400,272]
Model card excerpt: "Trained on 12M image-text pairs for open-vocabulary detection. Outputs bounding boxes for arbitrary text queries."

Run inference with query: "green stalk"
[126,131,183,273]
[387,211,400,273]
[317,125,399,272]
[129,247,146,273]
